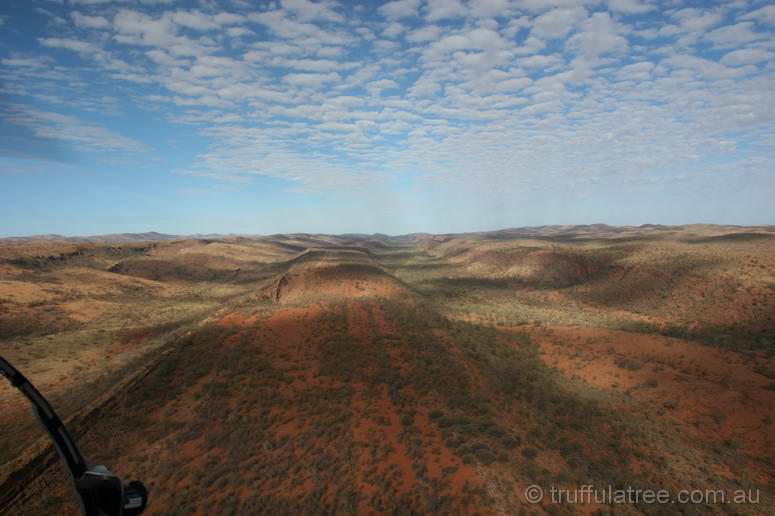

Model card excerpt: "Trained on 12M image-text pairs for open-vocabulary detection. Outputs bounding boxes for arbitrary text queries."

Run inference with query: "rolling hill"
[1,225,773,514]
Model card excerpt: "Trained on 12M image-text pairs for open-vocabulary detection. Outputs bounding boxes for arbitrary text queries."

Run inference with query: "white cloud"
[608,0,655,15]
[170,11,219,31]
[113,9,179,47]
[9,0,773,205]
[2,56,52,68]
[252,42,305,56]
[378,0,421,19]
[740,5,775,26]
[531,7,587,39]
[615,60,653,81]
[469,0,516,18]
[720,48,773,67]
[247,10,350,46]
[367,79,399,95]
[407,25,442,43]
[270,57,355,72]
[466,27,509,50]
[567,12,628,57]
[425,0,466,21]
[382,22,406,38]
[227,27,252,38]
[39,38,101,55]
[373,40,401,53]
[520,54,562,68]
[283,72,341,86]
[214,12,246,26]
[659,8,722,37]
[4,105,147,153]
[145,49,179,67]
[494,77,531,92]
[408,77,441,97]
[424,27,510,62]
[661,54,750,80]
[281,0,344,23]
[704,22,765,48]
[71,12,111,30]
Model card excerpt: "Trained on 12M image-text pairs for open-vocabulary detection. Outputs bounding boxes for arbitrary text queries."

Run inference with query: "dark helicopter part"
[0,356,148,516]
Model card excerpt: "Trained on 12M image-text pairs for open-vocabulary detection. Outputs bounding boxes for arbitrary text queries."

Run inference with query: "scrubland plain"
[1,225,774,515]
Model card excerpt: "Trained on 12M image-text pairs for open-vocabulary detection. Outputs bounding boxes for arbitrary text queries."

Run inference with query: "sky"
[0,0,773,236]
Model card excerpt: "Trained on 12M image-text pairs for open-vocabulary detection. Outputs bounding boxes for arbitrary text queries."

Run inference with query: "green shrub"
[475,449,497,465]
[521,447,538,460]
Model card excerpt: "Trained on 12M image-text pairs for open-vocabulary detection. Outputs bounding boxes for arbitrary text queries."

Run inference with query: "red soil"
[531,325,775,481]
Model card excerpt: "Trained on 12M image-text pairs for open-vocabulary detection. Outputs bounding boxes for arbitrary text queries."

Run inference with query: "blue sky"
[0,0,773,236]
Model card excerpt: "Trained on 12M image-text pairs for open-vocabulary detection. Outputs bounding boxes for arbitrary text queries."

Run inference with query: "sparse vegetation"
[2,227,774,514]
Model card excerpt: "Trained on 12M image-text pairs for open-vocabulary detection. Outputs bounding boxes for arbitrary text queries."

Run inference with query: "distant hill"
[2,224,774,245]
[0,231,182,244]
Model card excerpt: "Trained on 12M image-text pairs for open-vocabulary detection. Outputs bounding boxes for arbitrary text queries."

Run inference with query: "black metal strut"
[0,356,148,516]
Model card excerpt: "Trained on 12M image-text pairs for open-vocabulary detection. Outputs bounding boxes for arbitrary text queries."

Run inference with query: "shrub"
[437,417,453,428]
[614,357,643,371]
[754,365,775,380]
[475,449,497,465]
[521,447,538,460]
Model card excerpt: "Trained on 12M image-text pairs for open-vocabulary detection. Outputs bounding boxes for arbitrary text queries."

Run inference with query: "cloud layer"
[1,0,773,210]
